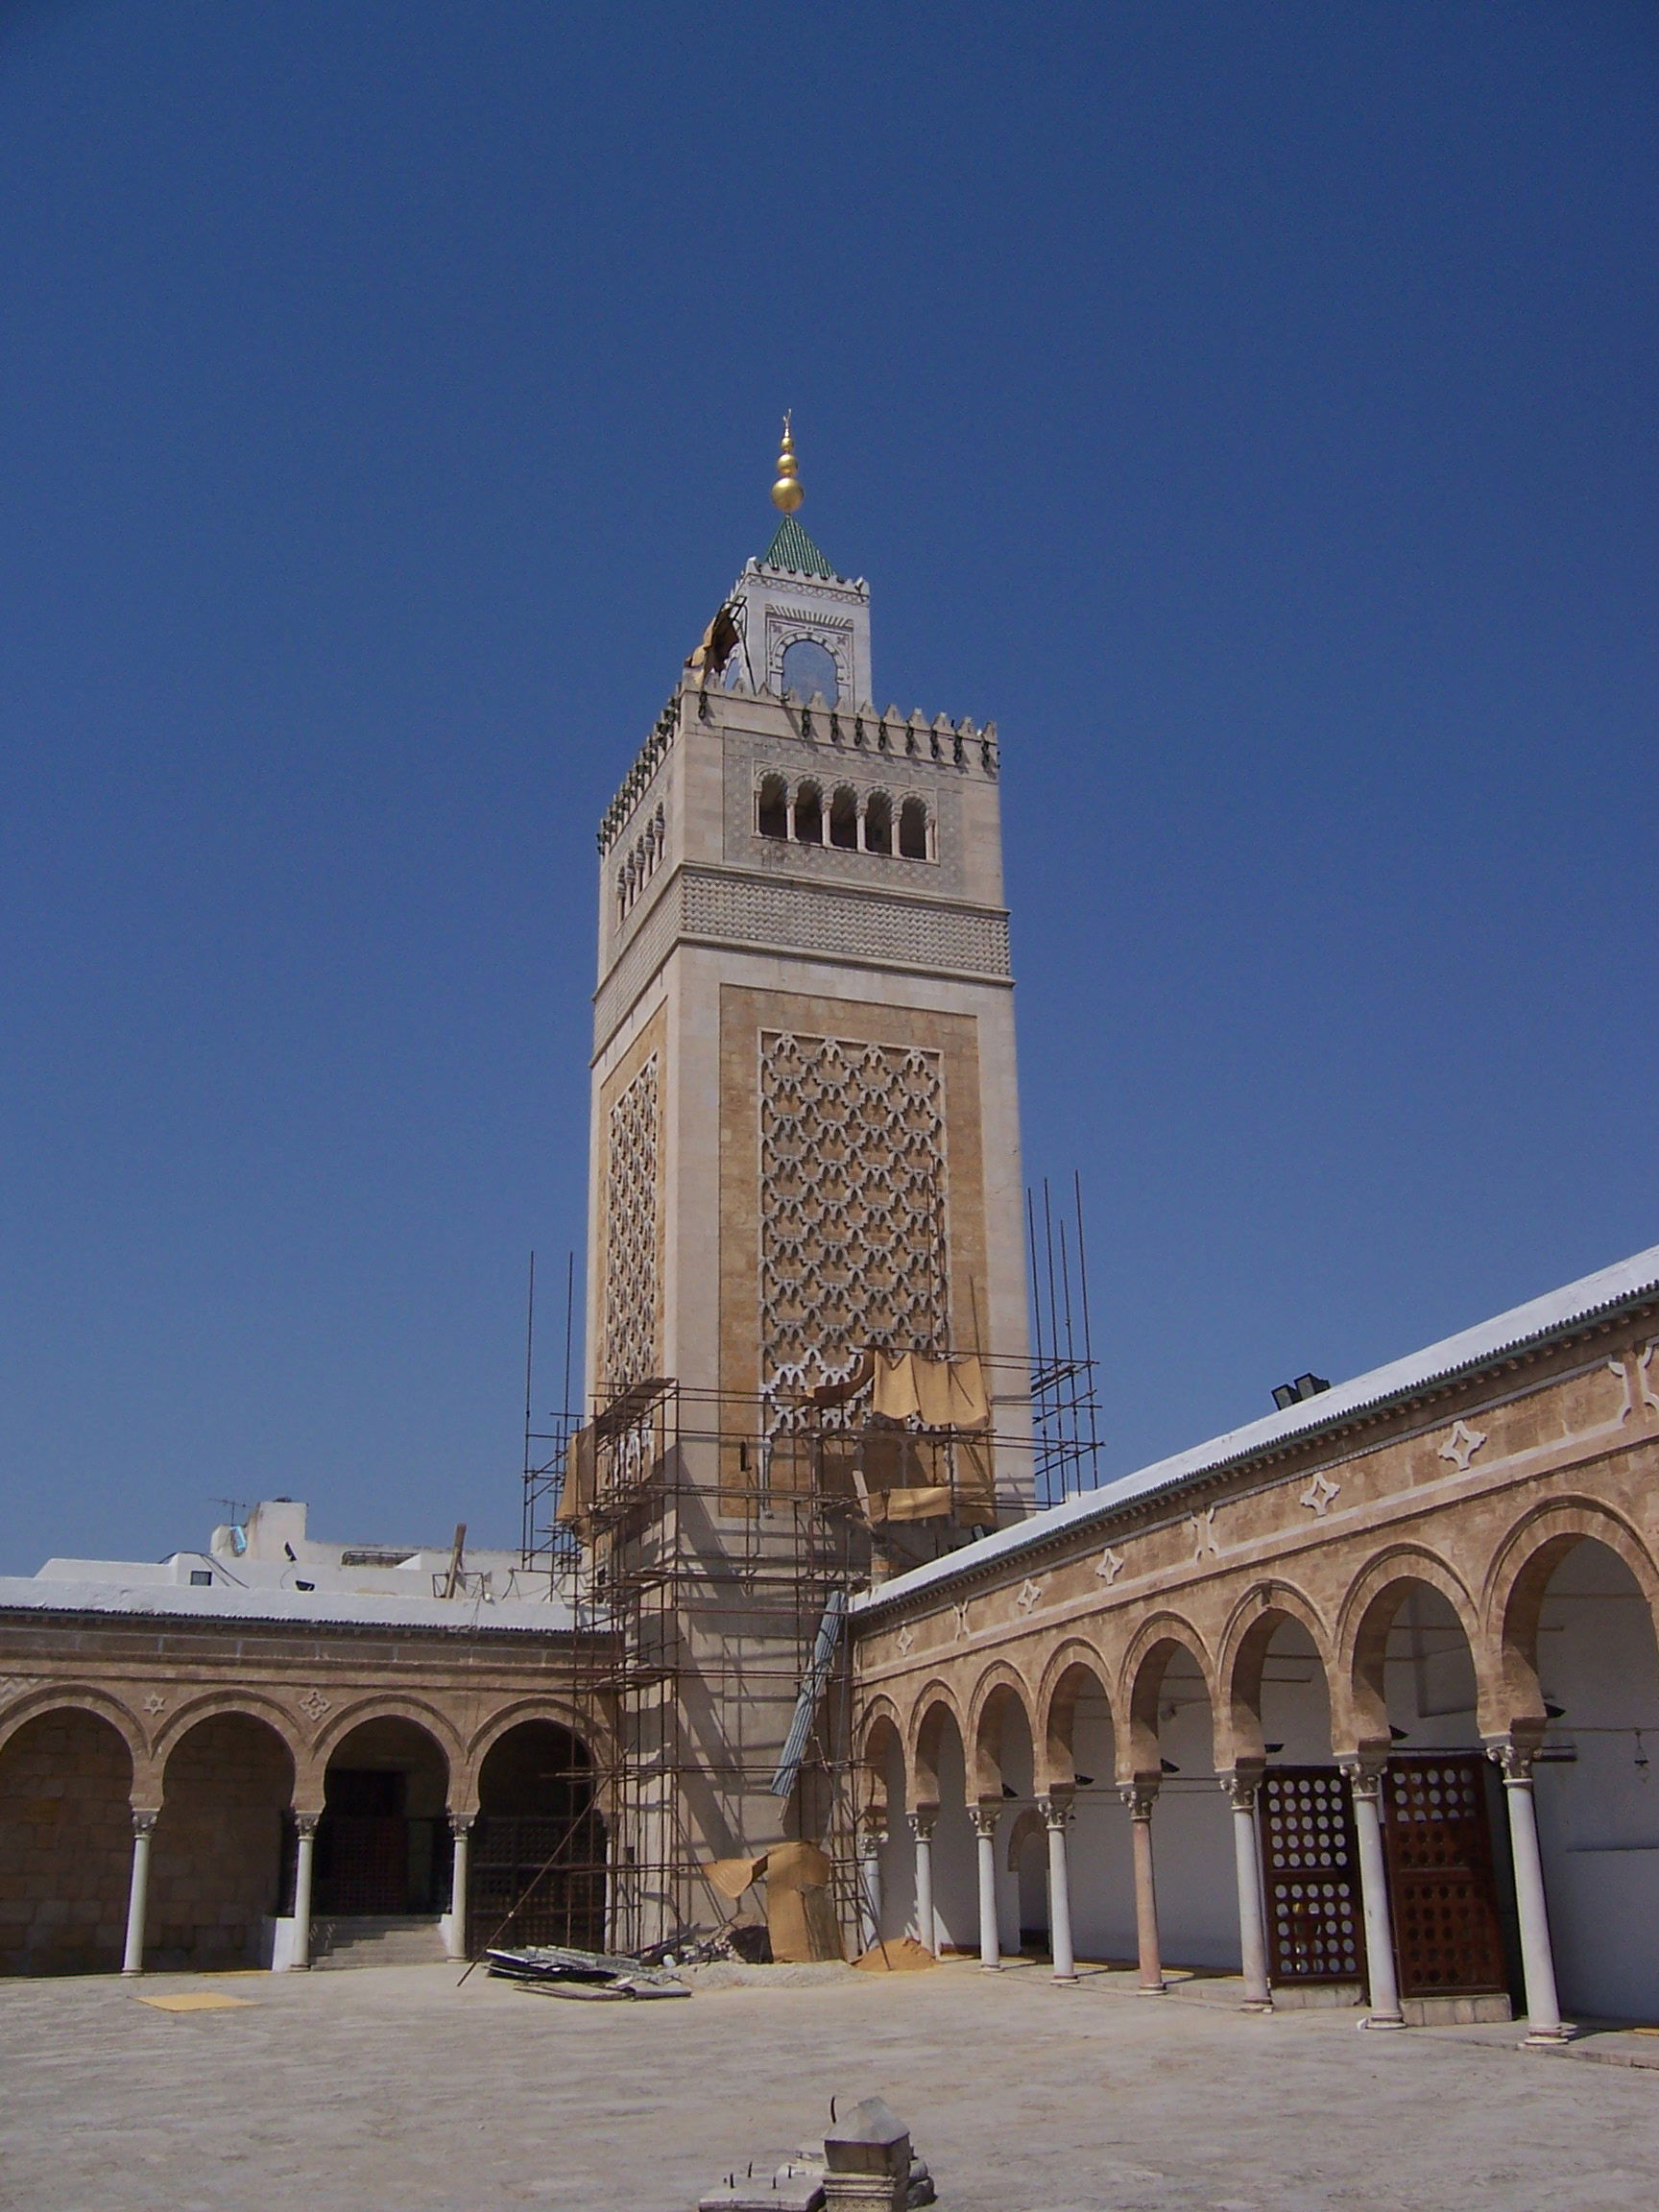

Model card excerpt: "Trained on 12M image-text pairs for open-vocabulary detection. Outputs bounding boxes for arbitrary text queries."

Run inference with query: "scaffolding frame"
[507,1177,1104,1962]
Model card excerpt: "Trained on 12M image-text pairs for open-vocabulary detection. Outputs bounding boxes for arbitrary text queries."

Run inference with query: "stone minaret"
[584,424,1031,1941]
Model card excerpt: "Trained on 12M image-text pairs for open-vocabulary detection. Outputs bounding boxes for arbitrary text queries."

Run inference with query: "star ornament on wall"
[1438,1419,1487,1473]
[1095,1547,1124,1585]
[1015,1576,1044,1615]
[1300,1472,1339,1518]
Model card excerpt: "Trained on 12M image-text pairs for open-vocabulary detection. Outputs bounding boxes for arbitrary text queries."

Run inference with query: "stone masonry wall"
[0,1710,132,1975]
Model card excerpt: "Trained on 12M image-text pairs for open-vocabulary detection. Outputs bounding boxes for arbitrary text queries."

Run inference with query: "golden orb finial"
[771,412,804,514]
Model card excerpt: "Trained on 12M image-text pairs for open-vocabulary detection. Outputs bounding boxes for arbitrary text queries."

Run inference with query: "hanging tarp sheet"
[871,1353,991,1430]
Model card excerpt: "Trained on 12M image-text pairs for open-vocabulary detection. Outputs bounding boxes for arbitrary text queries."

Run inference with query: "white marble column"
[1222,1775,1273,2011]
[1491,1741,1570,2043]
[1344,1761,1404,2028]
[447,1815,474,1962]
[1119,1783,1166,1992]
[290,1813,320,1970]
[908,1809,937,1953]
[1040,1795,1077,1983]
[971,1804,1001,1970]
[121,1809,158,1976]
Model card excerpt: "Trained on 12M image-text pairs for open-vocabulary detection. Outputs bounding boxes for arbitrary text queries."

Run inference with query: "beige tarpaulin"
[555,1425,598,1528]
[761,1840,843,1963]
[699,1843,842,1962]
[705,1856,763,1903]
[871,1352,991,1430]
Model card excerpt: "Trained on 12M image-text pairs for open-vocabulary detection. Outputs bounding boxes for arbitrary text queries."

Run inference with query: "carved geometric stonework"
[895,1623,916,1657]
[1438,1419,1487,1473]
[757,1031,948,1387]
[142,1692,166,1716]
[1641,1343,1659,1420]
[1189,1507,1220,1560]
[1095,1546,1124,1585]
[1014,1576,1044,1616]
[952,1599,973,1640]
[1608,1357,1635,1424]
[1300,1471,1340,1518]
[298,1688,331,1722]
[603,1052,661,1391]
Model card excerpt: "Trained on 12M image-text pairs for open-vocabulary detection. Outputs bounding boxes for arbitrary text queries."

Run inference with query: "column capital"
[1219,1773,1258,1814]
[1038,1793,1072,1831]
[447,1812,476,1837]
[907,1807,937,1843]
[855,1827,885,1859]
[1338,1753,1388,1800]
[1485,1738,1537,1786]
[294,1811,322,1839]
[1118,1780,1159,1820]
[130,1808,159,1838]
[969,1803,1000,1840]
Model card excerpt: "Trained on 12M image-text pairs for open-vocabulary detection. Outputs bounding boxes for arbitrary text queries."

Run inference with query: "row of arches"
[756,774,933,861]
[857,1522,1659,2029]
[615,803,666,923]
[0,1696,604,1978]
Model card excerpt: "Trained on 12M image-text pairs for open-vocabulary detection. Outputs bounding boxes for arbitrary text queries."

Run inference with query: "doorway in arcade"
[313,1719,451,1917]
[465,1720,605,1958]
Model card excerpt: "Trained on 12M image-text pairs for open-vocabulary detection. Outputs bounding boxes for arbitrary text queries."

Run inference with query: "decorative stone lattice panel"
[603,1054,660,1390]
[758,1031,949,1388]
[684,872,1010,975]
[593,871,1011,1054]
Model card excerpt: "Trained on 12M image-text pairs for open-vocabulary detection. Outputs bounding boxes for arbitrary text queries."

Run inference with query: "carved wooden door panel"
[1258,1767,1366,1986]
[1381,1754,1508,1997]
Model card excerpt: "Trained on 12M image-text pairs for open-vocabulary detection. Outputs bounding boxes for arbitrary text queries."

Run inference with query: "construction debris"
[639,1919,772,1968]
[486,1941,689,2000]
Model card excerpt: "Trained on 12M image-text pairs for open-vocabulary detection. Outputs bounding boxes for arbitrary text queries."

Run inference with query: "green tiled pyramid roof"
[760,512,842,581]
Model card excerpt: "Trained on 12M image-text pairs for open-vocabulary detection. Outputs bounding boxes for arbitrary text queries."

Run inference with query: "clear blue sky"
[2,3,1654,1572]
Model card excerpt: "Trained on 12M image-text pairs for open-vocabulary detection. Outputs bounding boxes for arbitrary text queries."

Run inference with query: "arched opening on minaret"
[781,637,839,706]
[793,781,825,844]
[757,774,789,840]
[864,791,892,854]
[898,796,929,860]
[829,785,859,850]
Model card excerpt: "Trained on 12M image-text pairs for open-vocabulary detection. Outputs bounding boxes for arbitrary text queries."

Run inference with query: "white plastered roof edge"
[0,1578,581,1635]
[854,1238,1659,1618]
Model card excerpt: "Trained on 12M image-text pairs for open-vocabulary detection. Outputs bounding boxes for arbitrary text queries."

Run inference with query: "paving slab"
[0,1959,1654,2212]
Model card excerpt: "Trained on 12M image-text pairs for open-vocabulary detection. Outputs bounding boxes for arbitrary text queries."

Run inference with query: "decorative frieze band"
[595,868,1011,1049]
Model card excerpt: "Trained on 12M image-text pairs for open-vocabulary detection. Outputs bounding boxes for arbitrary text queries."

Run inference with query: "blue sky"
[2,3,1655,1571]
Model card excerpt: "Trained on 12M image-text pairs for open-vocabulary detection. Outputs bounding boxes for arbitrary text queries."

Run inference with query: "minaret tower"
[581,426,1032,1938]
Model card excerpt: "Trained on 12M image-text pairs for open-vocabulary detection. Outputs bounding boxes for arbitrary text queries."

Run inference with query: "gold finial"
[771,411,803,514]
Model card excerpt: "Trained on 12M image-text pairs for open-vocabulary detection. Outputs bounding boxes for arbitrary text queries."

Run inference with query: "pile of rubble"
[485,1942,690,2001]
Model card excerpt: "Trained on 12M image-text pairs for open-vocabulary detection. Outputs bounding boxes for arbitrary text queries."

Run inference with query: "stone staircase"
[309,1915,448,1969]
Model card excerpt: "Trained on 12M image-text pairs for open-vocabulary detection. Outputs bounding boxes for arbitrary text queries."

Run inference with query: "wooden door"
[1381,1754,1507,1998]
[1258,1767,1366,1987]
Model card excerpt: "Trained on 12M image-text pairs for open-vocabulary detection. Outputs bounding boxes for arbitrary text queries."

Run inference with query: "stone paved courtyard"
[2,1959,1656,2212]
